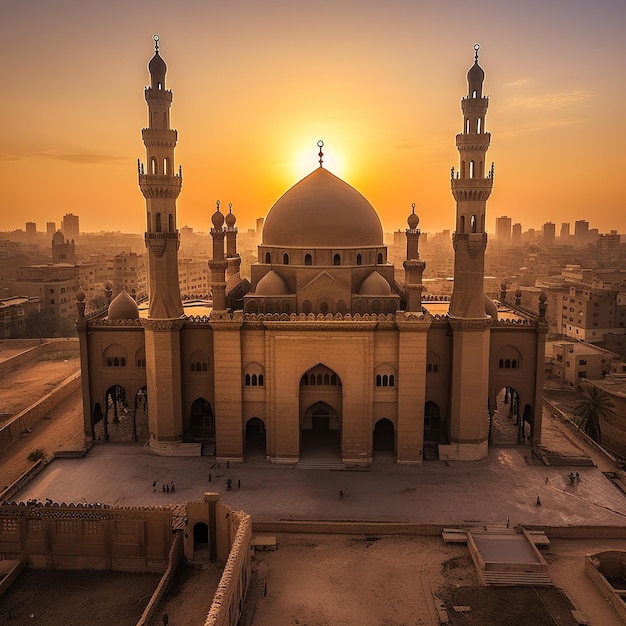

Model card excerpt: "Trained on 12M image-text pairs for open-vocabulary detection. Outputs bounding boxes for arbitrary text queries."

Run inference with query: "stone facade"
[76,41,546,464]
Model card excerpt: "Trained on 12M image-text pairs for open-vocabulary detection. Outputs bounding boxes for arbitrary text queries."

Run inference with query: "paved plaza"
[14,411,626,529]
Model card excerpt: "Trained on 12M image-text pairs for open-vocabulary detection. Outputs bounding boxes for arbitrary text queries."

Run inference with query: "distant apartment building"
[546,340,617,386]
[179,258,210,296]
[511,222,522,244]
[574,220,589,245]
[557,283,626,342]
[542,222,555,246]
[61,213,80,242]
[0,240,21,257]
[597,230,621,265]
[25,222,37,239]
[559,222,570,240]
[111,251,146,299]
[46,222,56,238]
[0,295,41,339]
[495,215,512,241]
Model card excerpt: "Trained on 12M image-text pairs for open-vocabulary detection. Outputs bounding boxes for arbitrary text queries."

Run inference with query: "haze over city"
[2,0,625,234]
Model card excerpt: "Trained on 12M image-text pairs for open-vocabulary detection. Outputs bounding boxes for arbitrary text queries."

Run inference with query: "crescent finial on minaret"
[154,34,160,54]
[317,140,324,168]
[474,43,480,63]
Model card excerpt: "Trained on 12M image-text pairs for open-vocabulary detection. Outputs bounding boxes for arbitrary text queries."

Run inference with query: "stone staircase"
[295,458,345,470]
[482,570,552,586]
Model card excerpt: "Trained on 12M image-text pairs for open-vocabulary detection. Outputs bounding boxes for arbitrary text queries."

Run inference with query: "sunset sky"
[2,0,625,236]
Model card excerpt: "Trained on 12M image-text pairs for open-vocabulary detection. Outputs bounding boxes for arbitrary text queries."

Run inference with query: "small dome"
[263,167,383,248]
[514,288,522,298]
[108,289,139,321]
[225,204,236,227]
[407,206,419,230]
[255,270,289,296]
[75,288,86,303]
[484,294,498,321]
[539,292,547,303]
[52,230,65,245]
[359,271,392,296]
[212,205,225,229]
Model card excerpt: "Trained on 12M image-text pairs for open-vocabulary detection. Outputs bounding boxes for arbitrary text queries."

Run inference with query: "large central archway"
[299,364,342,460]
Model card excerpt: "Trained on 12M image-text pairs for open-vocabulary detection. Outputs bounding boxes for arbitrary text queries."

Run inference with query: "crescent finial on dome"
[317,140,324,168]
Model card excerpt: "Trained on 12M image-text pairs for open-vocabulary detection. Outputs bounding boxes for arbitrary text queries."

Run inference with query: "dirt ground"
[240,534,626,626]
[0,569,161,625]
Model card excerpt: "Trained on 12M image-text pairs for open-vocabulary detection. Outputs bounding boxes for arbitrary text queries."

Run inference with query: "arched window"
[376,374,382,386]
[333,254,341,266]
[283,253,289,265]
[151,157,157,175]
[356,254,362,266]
[265,252,271,264]
[469,160,475,178]
[168,214,174,232]
[427,351,440,375]
[323,374,330,385]
[470,215,477,233]
[317,374,323,385]
[156,213,162,233]
[310,373,316,385]
[245,373,251,385]
[163,158,168,175]
[244,364,265,387]
[505,359,511,368]
[466,119,470,134]
[251,374,258,386]
[377,253,383,264]
[459,215,465,233]
[477,118,482,133]
[389,374,395,387]
[382,374,389,387]
[499,359,504,368]
[511,359,517,369]
[189,350,209,373]
[304,253,312,266]
[302,300,312,314]
[320,302,329,315]
[330,374,338,385]
[259,374,264,386]
[301,375,309,385]
[472,90,477,98]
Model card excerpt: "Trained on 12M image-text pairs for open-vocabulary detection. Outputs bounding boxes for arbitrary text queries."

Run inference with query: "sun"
[292,140,347,181]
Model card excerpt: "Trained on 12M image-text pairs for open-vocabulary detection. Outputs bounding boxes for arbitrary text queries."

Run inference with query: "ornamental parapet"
[447,315,491,331]
[491,317,535,327]
[141,318,185,332]
[395,311,432,332]
[88,318,143,327]
[209,310,244,330]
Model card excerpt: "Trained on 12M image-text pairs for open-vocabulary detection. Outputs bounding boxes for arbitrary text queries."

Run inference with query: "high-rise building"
[512,223,522,244]
[76,40,546,465]
[542,222,555,246]
[25,222,36,238]
[495,216,512,242]
[61,213,80,242]
[46,222,56,238]
[574,220,589,245]
[560,222,570,240]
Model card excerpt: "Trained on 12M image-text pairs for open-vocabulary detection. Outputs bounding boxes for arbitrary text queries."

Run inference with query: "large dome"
[262,167,383,248]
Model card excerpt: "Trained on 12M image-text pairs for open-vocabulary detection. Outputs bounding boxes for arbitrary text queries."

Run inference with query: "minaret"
[139,34,184,319]
[225,203,241,282]
[449,43,493,318]
[403,204,425,312]
[209,201,228,311]
[443,45,493,461]
[139,36,184,448]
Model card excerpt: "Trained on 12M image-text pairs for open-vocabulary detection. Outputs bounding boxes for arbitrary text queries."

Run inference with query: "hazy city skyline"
[2,0,625,234]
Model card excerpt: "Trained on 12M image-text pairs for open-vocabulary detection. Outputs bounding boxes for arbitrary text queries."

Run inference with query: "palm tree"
[573,381,617,444]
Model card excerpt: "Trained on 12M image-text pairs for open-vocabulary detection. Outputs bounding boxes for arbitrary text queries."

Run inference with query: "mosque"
[76,39,547,465]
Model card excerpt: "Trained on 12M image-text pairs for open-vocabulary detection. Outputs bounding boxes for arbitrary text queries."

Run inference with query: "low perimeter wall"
[0,371,81,454]
[585,551,626,624]
[205,507,252,626]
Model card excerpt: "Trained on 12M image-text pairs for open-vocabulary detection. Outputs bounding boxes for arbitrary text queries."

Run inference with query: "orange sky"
[2,1,625,236]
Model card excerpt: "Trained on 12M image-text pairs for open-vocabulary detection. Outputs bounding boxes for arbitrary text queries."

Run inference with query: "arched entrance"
[373,418,395,458]
[489,387,525,445]
[190,398,214,440]
[94,385,129,441]
[424,401,444,460]
[299,364,342,461]
[245,417,266,458]
[193,522,210,563]
[133,386,148,442]
[300,401,341,460]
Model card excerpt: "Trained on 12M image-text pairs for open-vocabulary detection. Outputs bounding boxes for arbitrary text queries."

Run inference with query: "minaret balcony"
[461,96,489,113]
[451,178,493,202]
[142,128,178,146]
[455,133,491,150]
[139,175,182,199]
[144,87,173,104]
